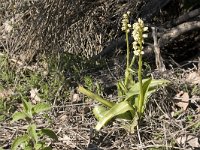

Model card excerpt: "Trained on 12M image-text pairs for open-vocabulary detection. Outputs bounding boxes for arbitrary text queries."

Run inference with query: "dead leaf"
[30,88,41,104]
[59,135,76,148]
[3,20,13,33]
[176,135,200,148]
[174,91,190,110]
[72,93,80,102]
[59,114,68,122]
[0,88,14,99]
[186,72,200,85]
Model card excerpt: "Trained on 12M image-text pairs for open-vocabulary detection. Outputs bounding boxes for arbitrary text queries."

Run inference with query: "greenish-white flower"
[132,41,138,50]
[143,27,148,32]
[143,34,148,38]
[132,18,148,55]
[121,12,131,32]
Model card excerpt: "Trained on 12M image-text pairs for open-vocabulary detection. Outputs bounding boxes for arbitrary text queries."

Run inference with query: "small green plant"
[78,12,169,132]
[11,98,58,150]
[0,54,15,84]
[84,76,94,91]
[84,76,103,96]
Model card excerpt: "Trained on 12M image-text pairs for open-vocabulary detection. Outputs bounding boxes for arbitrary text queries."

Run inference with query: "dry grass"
[0,1,200,149]
[0,0,142,63]
[0,59,199,149]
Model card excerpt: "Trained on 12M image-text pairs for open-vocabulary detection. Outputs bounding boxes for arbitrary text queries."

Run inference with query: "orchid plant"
[78,12,169,133]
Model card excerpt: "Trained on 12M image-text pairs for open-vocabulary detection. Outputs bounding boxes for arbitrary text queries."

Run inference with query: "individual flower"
[133,50,139,56]
[132,41,138,51]
[143,34,148,38]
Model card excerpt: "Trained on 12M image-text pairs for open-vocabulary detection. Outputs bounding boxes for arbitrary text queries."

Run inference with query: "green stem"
[126,32,130,69]
[138,43,143,116]
[125,31,130,86]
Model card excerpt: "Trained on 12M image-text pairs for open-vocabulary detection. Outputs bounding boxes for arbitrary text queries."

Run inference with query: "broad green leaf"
[20,142,26,149]
[93,105,133,121]
[78,85,114,108]
[22,99,33,118]
[117,79,135,98]
[142,78,152,95]
[117,80,126,97]
[11,112,27,123]
[139,78,152,114]
[125,79,169,101]
[133,96,139,110]
[40,128,58,141]
[93,105,107,121]
[148,79,170,90]
[126,77,135,90]
[95,101,134,131]
[117,111,133,120]
[22,99,32,113]
[27,124,38,144]
[24,146,32,150]
[33,103,51,114]
[129,79,169,93]
[11,135,29,150]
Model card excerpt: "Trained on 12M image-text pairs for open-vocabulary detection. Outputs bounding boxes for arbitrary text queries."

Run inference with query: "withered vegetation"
[1,0,141,62]
[0,0,200,149]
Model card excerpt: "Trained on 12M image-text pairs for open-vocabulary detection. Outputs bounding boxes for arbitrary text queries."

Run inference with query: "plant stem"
[125,31,130,86]
[138,44,143,116]
[126,32,130,68]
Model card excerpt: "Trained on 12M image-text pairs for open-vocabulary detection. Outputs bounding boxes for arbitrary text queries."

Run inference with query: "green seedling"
[11,98,57,150]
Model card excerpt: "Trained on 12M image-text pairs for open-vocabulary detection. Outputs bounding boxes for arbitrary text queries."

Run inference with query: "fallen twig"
[159,21,200,47]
